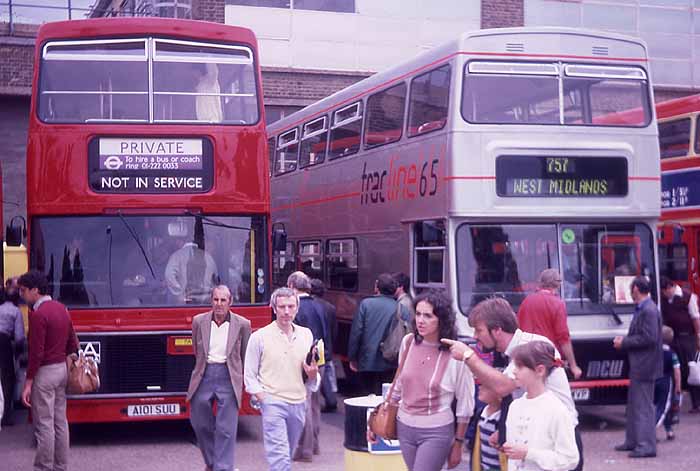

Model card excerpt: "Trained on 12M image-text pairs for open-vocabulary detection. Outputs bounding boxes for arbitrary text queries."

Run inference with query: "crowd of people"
[2,267,699,471]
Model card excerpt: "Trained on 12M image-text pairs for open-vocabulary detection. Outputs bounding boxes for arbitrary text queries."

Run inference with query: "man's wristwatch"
[462,347,474,363]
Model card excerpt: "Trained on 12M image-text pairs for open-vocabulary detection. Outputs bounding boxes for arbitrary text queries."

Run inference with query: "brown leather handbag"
[66,351,100,394]
[367,336,413,440]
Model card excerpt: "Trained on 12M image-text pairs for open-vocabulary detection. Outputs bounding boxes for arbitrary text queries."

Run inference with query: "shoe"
[614,443,635,452]
[321,405,337,413]
[689,407,700,414]
[292,456,313,463]
[628,450,656,458]
[667,431,675,441]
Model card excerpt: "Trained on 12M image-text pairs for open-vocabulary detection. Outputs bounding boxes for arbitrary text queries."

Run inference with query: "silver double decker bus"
[268,27,660,406]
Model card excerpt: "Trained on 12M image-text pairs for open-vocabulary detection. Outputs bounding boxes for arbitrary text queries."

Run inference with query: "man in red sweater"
[19,270,78,471]
[517,268,582,379]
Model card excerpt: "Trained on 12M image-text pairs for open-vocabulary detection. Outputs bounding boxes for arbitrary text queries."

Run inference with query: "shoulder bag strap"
[385,335,414,402]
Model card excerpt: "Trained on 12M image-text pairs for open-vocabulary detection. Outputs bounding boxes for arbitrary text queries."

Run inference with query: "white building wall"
[524,0,700,90]
[225,0,481,72]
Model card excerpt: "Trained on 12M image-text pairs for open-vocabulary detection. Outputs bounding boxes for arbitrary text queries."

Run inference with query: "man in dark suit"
[348,273,408,395]
[613,276,663,458]
[310,278,338,413]
[287,271,328,462]
[187,285,251,471]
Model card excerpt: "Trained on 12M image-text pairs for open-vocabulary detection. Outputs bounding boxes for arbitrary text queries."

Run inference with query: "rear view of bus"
[27,19,270,422]
[269,27,659,407]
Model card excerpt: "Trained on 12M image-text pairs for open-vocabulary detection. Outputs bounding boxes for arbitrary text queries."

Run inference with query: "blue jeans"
[190,364,239,471]
[261,399,306,471]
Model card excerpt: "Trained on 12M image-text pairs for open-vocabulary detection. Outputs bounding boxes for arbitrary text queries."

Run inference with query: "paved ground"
[1,396,699,470]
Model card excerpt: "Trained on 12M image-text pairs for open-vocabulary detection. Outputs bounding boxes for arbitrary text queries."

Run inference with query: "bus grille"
[78,333,194,395]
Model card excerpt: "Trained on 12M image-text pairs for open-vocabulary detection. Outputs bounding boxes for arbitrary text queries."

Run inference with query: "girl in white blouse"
[502,341,579,471]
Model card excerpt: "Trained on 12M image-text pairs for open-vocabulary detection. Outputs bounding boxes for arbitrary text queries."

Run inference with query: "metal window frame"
[564,64,647,80]
[332,102,362,129]
[152,38,253,65]
[468,61,559,76]
[43,38,148,62]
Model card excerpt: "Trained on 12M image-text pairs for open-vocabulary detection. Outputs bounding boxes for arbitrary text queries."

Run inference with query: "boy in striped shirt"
[472,383,506,471]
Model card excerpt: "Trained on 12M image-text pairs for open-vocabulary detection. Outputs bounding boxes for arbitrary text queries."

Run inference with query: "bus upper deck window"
[39,39,148,123]
[329,102,363,160]
[152,39,258,124]
[408,64,450,137]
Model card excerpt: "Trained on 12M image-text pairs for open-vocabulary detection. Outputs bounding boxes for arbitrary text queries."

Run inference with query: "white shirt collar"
[34,295,53,310]
[504,329,523,358]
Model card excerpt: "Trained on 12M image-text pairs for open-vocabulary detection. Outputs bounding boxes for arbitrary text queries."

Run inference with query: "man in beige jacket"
[187,285,251,471]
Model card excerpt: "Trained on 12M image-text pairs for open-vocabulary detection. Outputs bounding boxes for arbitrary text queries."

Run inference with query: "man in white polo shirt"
[187,285,251,471]
[245,287,319,471]
[442,297,583,471]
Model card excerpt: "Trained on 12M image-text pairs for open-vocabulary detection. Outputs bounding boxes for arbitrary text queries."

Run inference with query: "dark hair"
[511,341,560,377]
[393,272,410,293]
[660,276,674,290]
[413,289,457,349]
[310,278,325,297]
[0,287,6,305]
[376,273,397,296]
[469,297,518,334]
[631,276,651,295]
[18,270,50,295]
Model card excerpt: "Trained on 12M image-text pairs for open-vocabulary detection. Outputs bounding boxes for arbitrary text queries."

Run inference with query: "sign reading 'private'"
[89,137,213,194]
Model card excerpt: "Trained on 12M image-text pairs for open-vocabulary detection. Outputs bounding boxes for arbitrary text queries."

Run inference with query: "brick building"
[1,0,699,223]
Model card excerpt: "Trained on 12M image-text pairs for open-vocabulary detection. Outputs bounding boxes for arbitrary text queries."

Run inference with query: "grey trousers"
[625,379,656,454]
[31,362,69,471]
[396,420,454,471]
[293,388,320,460]
[190,364,239,471]
[261,399,306,471]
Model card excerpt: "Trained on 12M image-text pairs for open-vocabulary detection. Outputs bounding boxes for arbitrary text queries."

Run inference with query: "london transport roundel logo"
[104,155,124,170]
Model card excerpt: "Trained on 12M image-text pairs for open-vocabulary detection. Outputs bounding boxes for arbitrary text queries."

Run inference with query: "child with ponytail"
[501,341,579,471]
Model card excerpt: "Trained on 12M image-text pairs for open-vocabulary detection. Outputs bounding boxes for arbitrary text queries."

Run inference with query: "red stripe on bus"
[629,176,660,181]
[570,379,630,389]
[275,49,647,131]
[444,175,496,180]
[271,191,361,212]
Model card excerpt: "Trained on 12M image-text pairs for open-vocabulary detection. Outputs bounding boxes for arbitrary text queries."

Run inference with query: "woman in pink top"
[390,290,475,470]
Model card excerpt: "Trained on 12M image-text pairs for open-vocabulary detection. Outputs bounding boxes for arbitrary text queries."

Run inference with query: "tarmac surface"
[1,394,699,471]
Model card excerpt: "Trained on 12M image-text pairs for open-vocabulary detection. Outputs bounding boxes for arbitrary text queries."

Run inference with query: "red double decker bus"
[656,94,700,293]
[27,18,271,422]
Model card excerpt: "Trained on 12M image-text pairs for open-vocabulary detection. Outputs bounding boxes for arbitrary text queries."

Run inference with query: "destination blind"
[88,137,214,194]
[496,156,628,197]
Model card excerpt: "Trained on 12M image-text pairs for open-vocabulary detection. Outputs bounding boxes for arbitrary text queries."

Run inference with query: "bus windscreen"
[30,214,266,308]
[456,223,655,315]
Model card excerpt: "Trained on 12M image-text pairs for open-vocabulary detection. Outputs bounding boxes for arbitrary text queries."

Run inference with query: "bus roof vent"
[505,43,525,53]
[592,46,609,56]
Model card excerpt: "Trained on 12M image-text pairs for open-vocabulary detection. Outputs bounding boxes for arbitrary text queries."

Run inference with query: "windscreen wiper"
[117,211,156,279]
[605,302,623,326]
[184,211,252,232]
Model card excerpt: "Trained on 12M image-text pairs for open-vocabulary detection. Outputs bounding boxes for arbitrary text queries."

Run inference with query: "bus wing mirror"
[5,216,26,247]
[272,225,287,252]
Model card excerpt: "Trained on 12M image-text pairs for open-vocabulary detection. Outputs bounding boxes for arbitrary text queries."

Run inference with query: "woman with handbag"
[368,290,475,470]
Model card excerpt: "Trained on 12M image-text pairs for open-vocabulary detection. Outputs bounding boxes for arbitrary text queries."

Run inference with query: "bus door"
[658,224,697,294]
[599,233,642,303]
